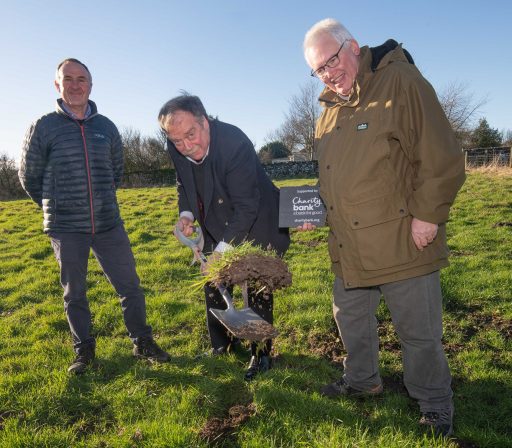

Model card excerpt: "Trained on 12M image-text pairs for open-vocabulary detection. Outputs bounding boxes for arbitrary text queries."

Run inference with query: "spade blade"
[209,307,279,341]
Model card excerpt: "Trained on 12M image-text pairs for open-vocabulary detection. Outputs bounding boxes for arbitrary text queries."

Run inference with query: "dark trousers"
[49,225,152,353]
[205,284,273,356]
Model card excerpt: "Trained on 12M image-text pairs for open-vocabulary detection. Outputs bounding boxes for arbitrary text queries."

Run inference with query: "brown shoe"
[320,377,383,398]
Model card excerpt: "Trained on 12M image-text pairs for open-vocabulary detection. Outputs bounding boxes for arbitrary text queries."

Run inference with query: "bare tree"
[267,80,322,160]
[121,127,170,173]
[438,81,487,145]
[501,129,512,147]
[0,153,25,200]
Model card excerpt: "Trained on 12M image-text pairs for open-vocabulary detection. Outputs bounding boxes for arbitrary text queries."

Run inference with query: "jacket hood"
[318,39,414,108]
[370,39,414,71]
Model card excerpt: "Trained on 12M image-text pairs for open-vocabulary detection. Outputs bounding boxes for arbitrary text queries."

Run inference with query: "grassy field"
[0,171,510,448]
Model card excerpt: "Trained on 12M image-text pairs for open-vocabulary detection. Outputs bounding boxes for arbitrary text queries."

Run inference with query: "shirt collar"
[186,145,210,165]
[61,101,92,120]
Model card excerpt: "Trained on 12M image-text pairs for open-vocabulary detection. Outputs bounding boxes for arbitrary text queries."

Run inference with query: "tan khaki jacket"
[316,45,466,288]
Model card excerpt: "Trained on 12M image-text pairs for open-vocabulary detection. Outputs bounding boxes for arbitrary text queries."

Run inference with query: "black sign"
[279,186,326,228]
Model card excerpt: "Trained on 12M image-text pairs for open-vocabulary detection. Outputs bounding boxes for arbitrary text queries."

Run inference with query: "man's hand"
[175,216,195,237]
[296,222,316,232]
[411,217,438,251]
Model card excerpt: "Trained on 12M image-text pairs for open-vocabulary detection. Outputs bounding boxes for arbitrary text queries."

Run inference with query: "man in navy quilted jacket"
[19,58,169,374]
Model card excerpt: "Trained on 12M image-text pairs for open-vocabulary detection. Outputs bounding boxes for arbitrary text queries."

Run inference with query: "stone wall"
[120,161,319,189]
[262,161,318,179]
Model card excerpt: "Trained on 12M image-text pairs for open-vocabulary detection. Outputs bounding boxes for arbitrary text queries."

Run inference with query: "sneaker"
[419,408,454,437]
[133,336,170,363]
[244,355,272,382]
[68,346,95,374]
[320,376,383,398]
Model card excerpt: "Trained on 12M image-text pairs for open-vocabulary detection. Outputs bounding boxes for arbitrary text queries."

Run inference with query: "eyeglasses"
[310,40,347,78]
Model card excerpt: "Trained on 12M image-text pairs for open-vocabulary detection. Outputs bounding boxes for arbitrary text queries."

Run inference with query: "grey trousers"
[49,225,152,353]
[333,271,453,412]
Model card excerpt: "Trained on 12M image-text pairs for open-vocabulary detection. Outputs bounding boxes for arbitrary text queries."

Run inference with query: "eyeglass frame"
[310,39,348,78]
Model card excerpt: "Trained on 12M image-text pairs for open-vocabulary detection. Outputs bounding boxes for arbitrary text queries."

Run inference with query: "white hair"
[303,18,353,57]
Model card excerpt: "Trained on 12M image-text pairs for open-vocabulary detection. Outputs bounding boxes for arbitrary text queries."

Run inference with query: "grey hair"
[158,93,208,131]
[55,58,92,82]
[303,18,353,57]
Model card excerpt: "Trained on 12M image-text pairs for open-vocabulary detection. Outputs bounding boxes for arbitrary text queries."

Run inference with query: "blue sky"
[1,0,510,161]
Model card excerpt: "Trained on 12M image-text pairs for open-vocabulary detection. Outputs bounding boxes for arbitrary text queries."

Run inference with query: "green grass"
[0,172,511,447]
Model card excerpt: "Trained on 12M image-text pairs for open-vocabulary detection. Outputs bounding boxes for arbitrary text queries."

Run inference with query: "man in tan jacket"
[302,19,465,437]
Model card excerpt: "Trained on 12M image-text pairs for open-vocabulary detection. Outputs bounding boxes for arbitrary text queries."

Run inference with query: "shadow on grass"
[451,376,512,447]
[267,352,511,447]
[54,353,239,443]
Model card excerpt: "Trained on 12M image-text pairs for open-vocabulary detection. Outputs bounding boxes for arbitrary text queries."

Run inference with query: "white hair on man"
[303,18,353,57]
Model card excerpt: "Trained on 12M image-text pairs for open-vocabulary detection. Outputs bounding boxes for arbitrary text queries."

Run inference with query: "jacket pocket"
[347,194,419,271]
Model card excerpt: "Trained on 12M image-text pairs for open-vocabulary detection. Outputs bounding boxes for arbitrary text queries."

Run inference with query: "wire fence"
[464,147,511,168]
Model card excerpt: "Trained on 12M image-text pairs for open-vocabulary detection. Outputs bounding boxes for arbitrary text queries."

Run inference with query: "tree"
[258,141,290,164]
[0,153,25,200]
[469,118,502,148]
[437,81,487,146]
[121,127,170,172]
[267,80,322,160]
[501,129,512,147]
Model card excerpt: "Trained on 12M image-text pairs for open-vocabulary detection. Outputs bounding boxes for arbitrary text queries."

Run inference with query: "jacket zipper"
[80,124,95,234]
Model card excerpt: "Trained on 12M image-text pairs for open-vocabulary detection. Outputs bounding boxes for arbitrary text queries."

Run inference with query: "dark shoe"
[68,346,95,374]
[320,377,383,398]
[419,409,454,437]
[229,338,243,353]
[244,355,272,382]
[133,336,170,363]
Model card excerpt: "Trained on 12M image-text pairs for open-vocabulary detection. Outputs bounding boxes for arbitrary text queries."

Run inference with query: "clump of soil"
[234,320,279,341]
[199,403,256,443]
[447,311,512,342]
[308,330,345,366]
[214,254,292,292]
[493,221,512,228]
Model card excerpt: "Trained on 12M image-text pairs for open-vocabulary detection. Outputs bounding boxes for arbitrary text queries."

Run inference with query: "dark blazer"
[167,119,289,256]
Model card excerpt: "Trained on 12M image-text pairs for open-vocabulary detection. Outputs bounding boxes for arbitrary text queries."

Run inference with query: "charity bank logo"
[292,195,322,211]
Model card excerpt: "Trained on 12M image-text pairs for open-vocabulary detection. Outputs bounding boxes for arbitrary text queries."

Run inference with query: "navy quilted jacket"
[19,99,124,233]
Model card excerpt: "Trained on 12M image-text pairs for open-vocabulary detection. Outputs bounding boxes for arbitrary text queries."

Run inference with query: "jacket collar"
[56,99,98,121]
